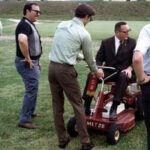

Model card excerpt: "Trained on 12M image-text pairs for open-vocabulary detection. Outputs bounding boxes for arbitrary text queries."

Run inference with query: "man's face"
[27,5,41,22]
[83,15,92,26]
[116,24,131,40]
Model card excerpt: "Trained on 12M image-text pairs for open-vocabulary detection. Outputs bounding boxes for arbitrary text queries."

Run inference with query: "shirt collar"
[72,17,84,27]
[23,17,34,26]
[115,36,120,43]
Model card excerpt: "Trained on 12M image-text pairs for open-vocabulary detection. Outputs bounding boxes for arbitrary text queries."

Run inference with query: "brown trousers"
[48,61,90,145]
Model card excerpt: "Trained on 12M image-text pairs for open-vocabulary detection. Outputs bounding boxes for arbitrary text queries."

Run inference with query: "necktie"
[116,40,123,55]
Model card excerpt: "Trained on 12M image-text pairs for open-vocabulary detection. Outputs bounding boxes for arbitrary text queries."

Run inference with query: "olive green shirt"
[49,17,98,73]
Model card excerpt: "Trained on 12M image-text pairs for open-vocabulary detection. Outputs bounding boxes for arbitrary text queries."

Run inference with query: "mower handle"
[97,66,117,71]
[85,65,118,91]
[86,65,116,71]
[98,66,118,92]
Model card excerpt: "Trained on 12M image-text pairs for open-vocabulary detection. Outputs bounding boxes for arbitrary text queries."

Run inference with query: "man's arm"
[133,51,150,84]
[82,35,97,72]
[82,35,103,79]
[18,33,34,69]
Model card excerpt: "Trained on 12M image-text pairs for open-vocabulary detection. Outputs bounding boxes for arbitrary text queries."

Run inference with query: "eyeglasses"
[119,29,131,34]
[31,10,41,15]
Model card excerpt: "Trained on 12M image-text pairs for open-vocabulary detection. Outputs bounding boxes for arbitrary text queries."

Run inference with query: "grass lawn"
[0,19,148,150]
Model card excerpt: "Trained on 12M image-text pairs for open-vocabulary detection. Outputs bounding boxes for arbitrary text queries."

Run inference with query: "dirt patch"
[0,35,15,41]
[0,35,53,41]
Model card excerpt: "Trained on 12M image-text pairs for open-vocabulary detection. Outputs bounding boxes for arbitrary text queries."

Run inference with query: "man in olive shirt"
[48,4,101,150]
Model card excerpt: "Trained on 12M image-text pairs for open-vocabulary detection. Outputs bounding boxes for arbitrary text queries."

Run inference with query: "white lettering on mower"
[87,121,105,129]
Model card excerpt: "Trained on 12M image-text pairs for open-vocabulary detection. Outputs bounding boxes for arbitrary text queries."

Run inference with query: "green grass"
[0,19,148,150]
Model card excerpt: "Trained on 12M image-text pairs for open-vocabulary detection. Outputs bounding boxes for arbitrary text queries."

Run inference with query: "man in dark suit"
[82,21,136,121]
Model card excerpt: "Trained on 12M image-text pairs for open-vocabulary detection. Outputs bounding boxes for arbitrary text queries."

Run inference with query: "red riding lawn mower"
[67,66,144,144]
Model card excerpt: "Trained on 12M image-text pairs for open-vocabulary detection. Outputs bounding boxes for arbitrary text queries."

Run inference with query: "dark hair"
[23,2,39,15]
[115,21,127,32]
[75,3,96,18]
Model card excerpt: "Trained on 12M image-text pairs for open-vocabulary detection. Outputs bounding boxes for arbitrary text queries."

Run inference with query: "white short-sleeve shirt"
[135,24,150,75]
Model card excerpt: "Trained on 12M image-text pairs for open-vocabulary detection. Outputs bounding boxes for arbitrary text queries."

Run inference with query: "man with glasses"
[48,3,102,150]
[83,21,136,121]
[15,3,42,129]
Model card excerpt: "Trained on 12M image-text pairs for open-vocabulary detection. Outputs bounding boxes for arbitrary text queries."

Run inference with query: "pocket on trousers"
[71,70,78,78]
[15,61,27,74]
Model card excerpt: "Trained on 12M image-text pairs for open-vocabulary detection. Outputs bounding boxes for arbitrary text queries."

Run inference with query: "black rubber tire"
[107,124,121,144]
[135,94,144,120]
[67,117,78,137]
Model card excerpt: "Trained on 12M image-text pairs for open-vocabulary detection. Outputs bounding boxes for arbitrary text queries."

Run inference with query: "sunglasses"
[31,9,41,15]
[119,29,131,34]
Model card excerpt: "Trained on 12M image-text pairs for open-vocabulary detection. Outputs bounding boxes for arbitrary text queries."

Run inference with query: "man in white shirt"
[133,24,150,150]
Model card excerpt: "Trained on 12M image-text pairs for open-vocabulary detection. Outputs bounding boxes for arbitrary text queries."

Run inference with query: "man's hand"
[138,74,150,85]
[95,68,104,79]
[142,75,150,84]
[21,58,34,69]
[122,67,132,79]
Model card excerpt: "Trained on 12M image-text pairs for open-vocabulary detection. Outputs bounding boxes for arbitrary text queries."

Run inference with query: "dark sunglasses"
[31,9,41,15]
[119,29,131,34]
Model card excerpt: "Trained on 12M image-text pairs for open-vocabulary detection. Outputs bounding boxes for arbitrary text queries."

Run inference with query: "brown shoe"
[58,137,70,149]
[18,122,37,129]
[31,114,43,118]
[81,141,94,150]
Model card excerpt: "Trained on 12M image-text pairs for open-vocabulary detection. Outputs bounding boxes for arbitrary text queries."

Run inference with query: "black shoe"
[85,108,91,116]
[109,108,117,121]
[81,142,94,150]
[58,137,70,149]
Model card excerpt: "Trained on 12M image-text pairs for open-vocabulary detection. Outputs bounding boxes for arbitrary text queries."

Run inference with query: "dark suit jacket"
[96,36,136,71]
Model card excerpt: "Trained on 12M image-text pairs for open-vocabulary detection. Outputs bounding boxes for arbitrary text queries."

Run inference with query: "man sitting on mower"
[82,21,136,121]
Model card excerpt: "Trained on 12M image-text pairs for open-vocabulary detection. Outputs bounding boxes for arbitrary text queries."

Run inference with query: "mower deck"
[86,110,135,132]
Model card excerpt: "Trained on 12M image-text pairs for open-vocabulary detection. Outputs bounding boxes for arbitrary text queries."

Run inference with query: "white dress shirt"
[115,36,120,55]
